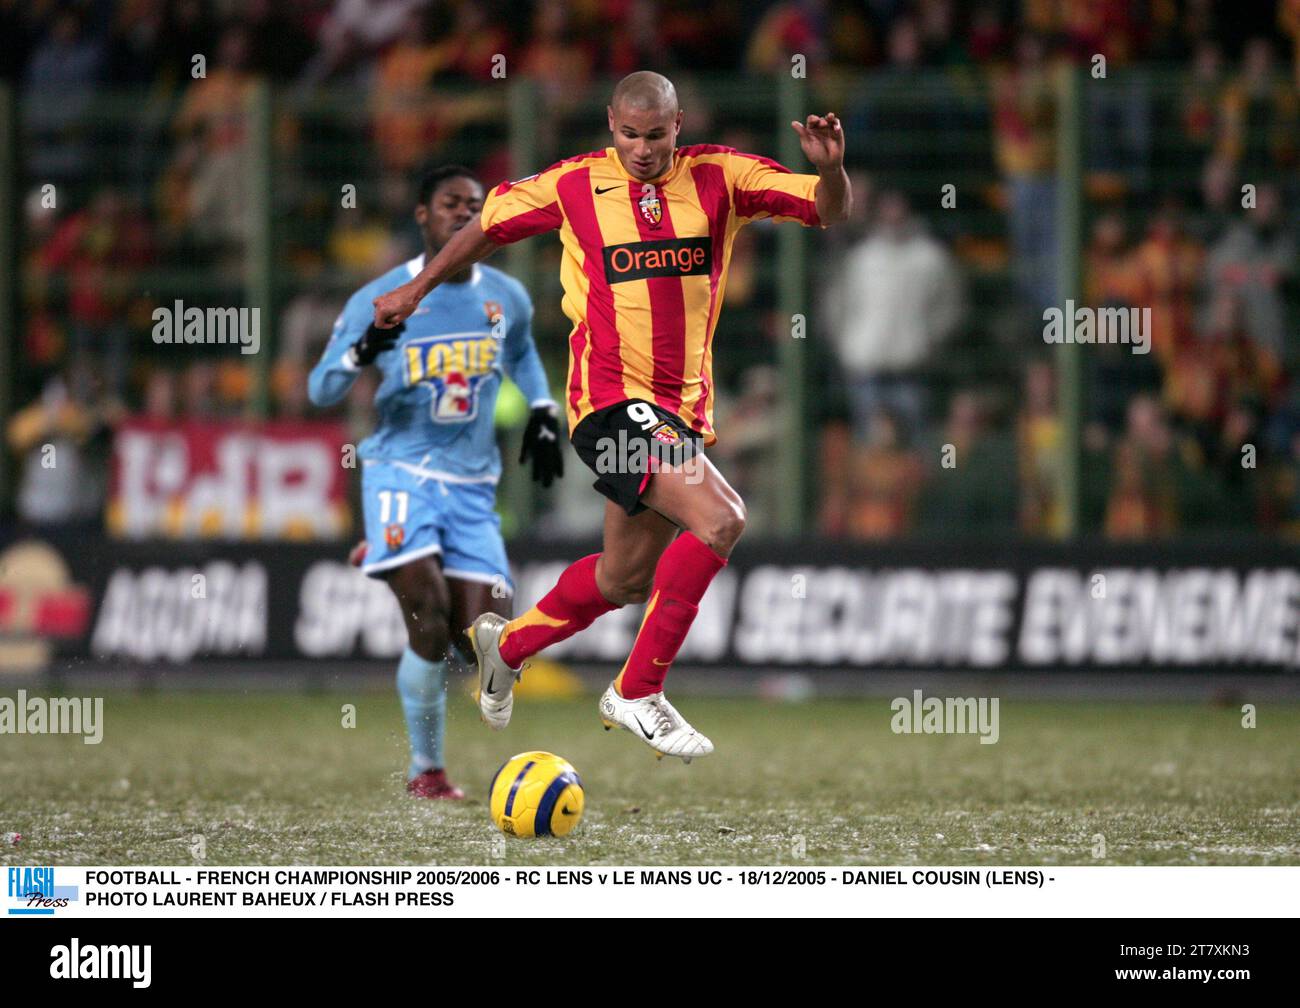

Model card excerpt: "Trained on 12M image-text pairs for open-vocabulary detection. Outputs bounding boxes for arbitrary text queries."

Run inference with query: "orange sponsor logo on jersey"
[602,237,711,284]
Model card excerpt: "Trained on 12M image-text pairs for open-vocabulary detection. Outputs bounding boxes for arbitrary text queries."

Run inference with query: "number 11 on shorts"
[378,490,409,523]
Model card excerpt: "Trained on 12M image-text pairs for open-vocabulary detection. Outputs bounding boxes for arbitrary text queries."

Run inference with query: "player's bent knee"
[408,624,451,662]
[400,598,451,656]
[608,579,654,606]
[619,581,654,605]
[700,499,746,554]
[597,569,654,606]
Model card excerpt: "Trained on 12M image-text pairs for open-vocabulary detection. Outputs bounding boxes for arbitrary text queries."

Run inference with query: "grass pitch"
[2,689,1297,866]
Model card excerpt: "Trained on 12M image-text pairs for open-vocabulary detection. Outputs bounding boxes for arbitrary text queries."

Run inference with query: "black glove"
[349,322,404,366]
[520,403,563,487]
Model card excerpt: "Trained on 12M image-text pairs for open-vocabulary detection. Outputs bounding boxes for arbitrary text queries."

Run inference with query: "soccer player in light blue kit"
[308,165,562,799]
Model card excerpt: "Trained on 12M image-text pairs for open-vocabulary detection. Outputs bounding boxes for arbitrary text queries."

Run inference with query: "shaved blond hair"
[610,71,679,115]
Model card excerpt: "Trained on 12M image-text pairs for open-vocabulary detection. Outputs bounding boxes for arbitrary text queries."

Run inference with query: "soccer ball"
[488,751,585,838]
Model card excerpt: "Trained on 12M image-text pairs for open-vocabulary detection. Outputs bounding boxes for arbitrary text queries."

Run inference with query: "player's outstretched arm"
[792,112,851,224]
[308,294,385,407]
[372,215,498,328]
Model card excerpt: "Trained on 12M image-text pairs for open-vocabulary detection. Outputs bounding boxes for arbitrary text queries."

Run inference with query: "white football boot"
[599,683,714,763]
[466,613,523,730]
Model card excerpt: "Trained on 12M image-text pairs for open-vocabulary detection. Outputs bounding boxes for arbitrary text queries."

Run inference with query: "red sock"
[617,532,726,699]
[497,554,617,667]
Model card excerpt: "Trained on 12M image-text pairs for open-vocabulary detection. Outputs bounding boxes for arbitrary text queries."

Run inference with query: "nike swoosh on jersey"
[594,184,621,194]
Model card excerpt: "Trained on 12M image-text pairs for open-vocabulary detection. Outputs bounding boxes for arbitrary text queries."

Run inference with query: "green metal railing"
[1055,65,1083,536]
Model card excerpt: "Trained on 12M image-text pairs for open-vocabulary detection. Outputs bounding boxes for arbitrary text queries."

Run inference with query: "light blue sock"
[396,648,448,780]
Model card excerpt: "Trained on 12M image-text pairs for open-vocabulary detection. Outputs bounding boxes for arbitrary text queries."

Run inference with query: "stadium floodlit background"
[0,1,1298,867]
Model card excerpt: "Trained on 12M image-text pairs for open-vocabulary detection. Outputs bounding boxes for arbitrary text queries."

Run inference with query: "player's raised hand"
[792,113,845,170]
[372,283,421,329]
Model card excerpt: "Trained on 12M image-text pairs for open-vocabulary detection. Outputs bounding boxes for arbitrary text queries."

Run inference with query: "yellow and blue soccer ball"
[488,751,585,838]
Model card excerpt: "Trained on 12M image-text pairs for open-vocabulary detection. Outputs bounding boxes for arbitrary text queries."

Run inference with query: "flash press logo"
[50,940,151,988]
[152,299,260,355]
[6,867,80,915]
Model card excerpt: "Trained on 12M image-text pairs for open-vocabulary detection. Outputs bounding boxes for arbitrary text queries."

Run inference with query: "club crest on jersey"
[384,523,404,549]
[483,300,503,327]
[651,422,681,445]
[638,189,662,227]
[403,333,500,423]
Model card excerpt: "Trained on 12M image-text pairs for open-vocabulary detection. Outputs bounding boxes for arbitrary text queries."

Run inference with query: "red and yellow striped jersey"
[480,144,821,442]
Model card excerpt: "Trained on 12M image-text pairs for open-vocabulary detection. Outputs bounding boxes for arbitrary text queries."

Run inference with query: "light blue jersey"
[309,256,553,585]
[308,257,553,478]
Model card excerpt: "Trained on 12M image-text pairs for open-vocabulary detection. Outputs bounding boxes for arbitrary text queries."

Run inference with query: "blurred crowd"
[807,5,1299,542]
[6,0,1300,90]
[5,0,1300,539]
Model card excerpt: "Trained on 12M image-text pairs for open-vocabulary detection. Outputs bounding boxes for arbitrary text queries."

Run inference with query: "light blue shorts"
[359,459,512,595]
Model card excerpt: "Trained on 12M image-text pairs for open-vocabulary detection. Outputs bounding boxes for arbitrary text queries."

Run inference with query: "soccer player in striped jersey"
[372,71,851,761]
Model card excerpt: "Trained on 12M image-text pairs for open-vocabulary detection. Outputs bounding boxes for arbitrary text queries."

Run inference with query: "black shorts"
[570,399,703,515]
